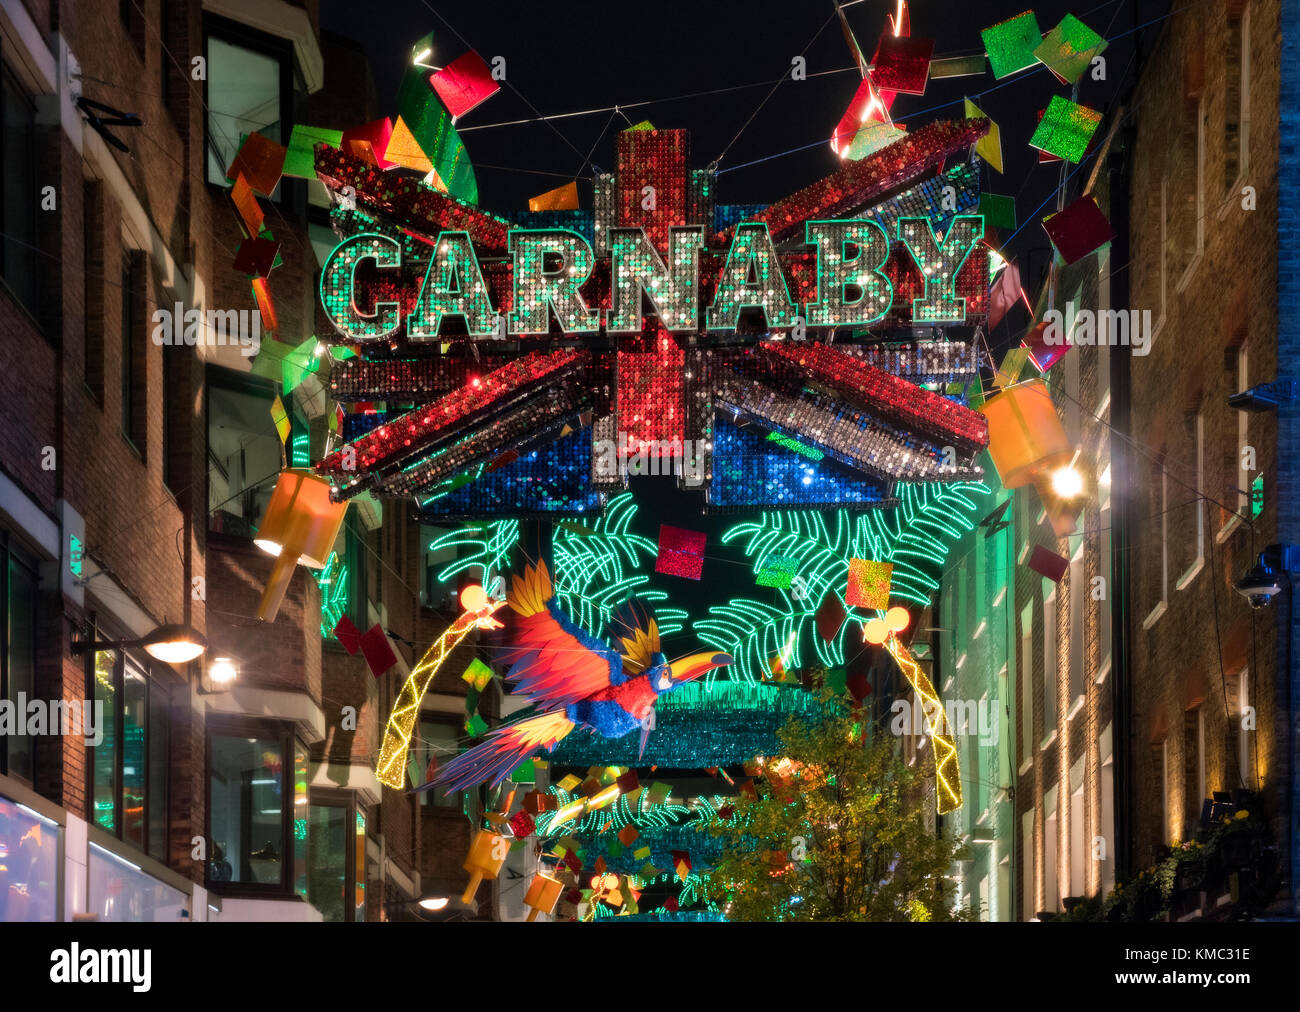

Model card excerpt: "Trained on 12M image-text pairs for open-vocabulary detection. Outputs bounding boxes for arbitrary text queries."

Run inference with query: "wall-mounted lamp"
[72,622,207,664]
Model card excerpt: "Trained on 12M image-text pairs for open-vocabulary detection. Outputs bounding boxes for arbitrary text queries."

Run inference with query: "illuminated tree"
[704,693,973,922]
[697,481,989,681]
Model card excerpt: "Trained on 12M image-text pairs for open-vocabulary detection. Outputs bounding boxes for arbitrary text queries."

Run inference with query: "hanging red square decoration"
[333,615,362,654]
[1042,194,1116,266]
[816,591,847,642]
[509,810,535,839]
[655,524,706,580]
[359,623,399,678]
[430,50,501,119]
[1027,544,1070,582]
[870,35,934,95]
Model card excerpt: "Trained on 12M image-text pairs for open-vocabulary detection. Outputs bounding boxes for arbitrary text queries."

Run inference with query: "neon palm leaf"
[699,481,989,680]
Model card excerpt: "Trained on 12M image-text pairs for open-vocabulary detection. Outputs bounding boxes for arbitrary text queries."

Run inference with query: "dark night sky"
[318,0,1166,647]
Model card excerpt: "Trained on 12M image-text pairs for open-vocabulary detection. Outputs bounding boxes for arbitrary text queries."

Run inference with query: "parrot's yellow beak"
[668,651,733,684]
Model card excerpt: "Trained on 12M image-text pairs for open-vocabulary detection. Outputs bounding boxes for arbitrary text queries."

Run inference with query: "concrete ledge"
[205,684,327,743]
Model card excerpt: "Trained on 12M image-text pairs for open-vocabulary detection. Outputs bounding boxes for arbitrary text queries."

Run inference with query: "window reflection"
[0,796,58,921]
[208,733,285,886]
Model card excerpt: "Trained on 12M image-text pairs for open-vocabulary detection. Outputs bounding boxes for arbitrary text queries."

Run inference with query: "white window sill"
[1095,658,1111,686]
[1218,177,1247,221]
[1216,513,1244,544]
[1175,556,1205,591]
[1018,756,1034,776]
[1142,600,1167,631]
[1174,251,1204,296]
[1067,694,1086,720]
[1040,729,1059,751]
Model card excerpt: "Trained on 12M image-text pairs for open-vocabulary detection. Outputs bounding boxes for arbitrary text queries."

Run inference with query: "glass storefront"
[88,843,186,922]
[0,794,58,921]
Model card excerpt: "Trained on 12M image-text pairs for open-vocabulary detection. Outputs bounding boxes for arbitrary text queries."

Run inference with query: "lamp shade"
[254,469,349,622]
[141,623,207,663]
[978,379,1071,489]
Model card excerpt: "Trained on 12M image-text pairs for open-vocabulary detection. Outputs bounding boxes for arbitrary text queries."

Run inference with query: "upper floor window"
[1224,5,1251,195]
[204,16,293,189]
[0,63,40,321]
[208,368,307,538]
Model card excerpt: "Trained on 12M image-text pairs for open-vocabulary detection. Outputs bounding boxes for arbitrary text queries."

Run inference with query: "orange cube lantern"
[978,379,1072,489]
[523,873,565,921]
[254,469,349,621]
[462,829,508,904]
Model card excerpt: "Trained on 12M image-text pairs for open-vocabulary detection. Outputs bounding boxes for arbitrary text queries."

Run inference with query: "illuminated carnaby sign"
[319,216,985,340]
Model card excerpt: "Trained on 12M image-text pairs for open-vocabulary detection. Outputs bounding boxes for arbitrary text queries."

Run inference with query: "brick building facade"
[0,0,488,923]
[1124,0,1289,913]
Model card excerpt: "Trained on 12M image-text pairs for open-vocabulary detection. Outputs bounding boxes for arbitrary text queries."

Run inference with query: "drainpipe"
[1278,0,1300,918]
[1107,126,1135,886]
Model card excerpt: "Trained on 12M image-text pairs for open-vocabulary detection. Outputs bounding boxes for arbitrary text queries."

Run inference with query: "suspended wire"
[457,66,862,132]
[712,6,844,169]
[416,0,596,173]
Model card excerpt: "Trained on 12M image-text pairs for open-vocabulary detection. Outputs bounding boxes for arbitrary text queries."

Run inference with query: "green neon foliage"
[697,482,990,681]
[425,492,683,638]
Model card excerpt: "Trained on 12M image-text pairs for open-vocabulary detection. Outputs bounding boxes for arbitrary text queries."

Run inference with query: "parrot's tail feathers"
[508,560,554,617]
[432,710,574,793]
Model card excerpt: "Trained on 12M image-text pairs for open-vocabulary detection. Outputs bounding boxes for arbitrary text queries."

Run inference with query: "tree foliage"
[703,692,973,921]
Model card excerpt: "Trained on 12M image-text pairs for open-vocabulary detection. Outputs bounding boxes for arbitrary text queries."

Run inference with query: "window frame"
[1142,468,1169,629]
[83,634,173,864]
[1040,589,1058,748]
[1175,413,1205,589]
[1219,344,1250,542]
[305,787,369,922]
[0,58,43,328]
[1221,5,1252,208]
[204,712,305,897]
[0,532,39,783]
[206,364,286,539]
[201,13,296,195]
[417,711,471,812]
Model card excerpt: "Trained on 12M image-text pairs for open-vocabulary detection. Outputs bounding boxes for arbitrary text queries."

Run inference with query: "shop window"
[0,795,59,921]
[86,648,170,863]
[88,842,187,922]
